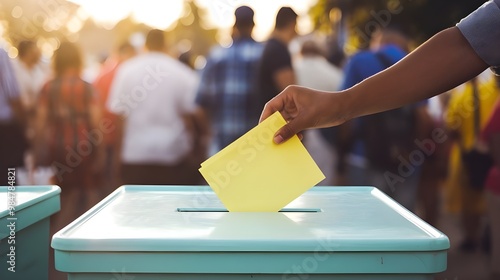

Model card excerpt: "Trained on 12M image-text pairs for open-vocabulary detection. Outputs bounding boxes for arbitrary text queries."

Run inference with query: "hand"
[91,148,106,176]
[259,85,350,144]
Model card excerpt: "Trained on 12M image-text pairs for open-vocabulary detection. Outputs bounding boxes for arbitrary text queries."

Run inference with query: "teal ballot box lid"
[52,186,449,275]
[0,185,61,238]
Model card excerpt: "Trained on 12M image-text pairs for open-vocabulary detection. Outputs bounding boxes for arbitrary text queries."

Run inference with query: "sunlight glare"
[68,0,184,30]
[67,0,314,39]
[195,0,316,40]
[132,0,184,30]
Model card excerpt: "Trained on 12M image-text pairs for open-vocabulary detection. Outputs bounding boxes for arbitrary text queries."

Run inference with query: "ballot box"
[0,185,61,280]
[52,185,449,280]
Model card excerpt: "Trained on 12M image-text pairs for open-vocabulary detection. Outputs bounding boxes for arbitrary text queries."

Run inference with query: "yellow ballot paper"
[199,111,325,212]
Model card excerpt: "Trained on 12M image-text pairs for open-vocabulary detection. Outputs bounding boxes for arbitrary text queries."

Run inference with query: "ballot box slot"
[176,208,322,213]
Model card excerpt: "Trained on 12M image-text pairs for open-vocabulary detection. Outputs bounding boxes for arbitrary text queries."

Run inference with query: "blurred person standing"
[416,93,451,227]
[93,42,136,193]
[481,92,500,280]
[195,6,263,152]
[34,42,103,229]
[12,41,46,119]
[33,42,103,280]
[108,29,203,185]
[295,40,343,91]
[257,7,298,108]
[445,74,500,252]
[0,48,27,185]
[12,40,49,185]
[294,40,343,184]
[178,51,195,70]
[339,25,429,211]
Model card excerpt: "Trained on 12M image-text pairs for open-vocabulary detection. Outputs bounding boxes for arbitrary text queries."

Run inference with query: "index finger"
[259,95,285,123]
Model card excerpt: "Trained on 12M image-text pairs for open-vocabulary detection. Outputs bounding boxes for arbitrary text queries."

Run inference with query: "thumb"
[273,120,301,144]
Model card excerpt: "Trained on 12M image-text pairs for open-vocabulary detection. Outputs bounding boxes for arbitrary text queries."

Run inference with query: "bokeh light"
[11,6,23,19]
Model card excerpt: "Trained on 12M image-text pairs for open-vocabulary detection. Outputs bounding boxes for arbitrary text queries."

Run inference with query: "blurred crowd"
[0,4,499,280]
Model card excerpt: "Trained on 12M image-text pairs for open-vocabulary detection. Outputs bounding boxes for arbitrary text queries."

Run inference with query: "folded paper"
[199,111,325,212]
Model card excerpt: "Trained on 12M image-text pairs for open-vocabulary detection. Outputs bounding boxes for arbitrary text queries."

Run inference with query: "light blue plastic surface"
[0,185,61,234]
[52,185,449,277]
[0,185,61,280]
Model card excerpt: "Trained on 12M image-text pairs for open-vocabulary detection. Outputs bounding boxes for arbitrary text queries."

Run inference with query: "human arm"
[33,84,50,165]
[184,107,211,163]
[261,27,489,143]
[88,88,105,174]
[274,67,296,91]
[182,68,211,163]
[268,41,296,91]
[106,65,129,117]
[9,99,25,125]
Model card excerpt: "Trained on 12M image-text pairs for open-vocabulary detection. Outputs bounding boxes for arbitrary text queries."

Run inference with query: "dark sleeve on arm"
[267,44,293,74]
[456,0,500,67]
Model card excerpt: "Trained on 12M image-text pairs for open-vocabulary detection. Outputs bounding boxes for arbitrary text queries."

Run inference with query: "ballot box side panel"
[0,186,60,280]
[54,250,447,274]
[0,217,51,280]
[67,273,434,280]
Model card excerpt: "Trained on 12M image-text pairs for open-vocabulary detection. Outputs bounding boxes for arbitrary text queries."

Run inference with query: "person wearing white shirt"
[294,40,343,92]
[12,41,47,148]
[294,40,343,185]
[12,41,46,114]
[107,29,203,185]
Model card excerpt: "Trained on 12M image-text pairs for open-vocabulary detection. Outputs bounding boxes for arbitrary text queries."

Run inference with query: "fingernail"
[274,134,284,144]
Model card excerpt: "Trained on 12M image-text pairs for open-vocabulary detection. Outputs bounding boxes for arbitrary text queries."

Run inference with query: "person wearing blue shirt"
[337,26,427,211]
[341,44,407,90]
[260,1,500,277]
[262,0,500,143]
[195,6,263,152]
[340,37,407,171]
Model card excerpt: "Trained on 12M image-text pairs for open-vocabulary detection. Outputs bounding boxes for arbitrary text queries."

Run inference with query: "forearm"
[11,99,26,125]
[344,27,488,121]
[114,115,124,165]
[274,68,296,91]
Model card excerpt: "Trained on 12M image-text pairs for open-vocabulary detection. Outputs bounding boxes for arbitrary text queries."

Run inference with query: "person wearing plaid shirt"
[195,6,263,152]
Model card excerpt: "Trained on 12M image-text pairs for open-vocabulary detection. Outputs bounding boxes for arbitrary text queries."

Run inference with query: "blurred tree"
[112,16,151,49]
[310,0,486,52]
[0,0,79,56]
[83,0,217,69]
[0,0,217,67]
[168,0,218,66]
